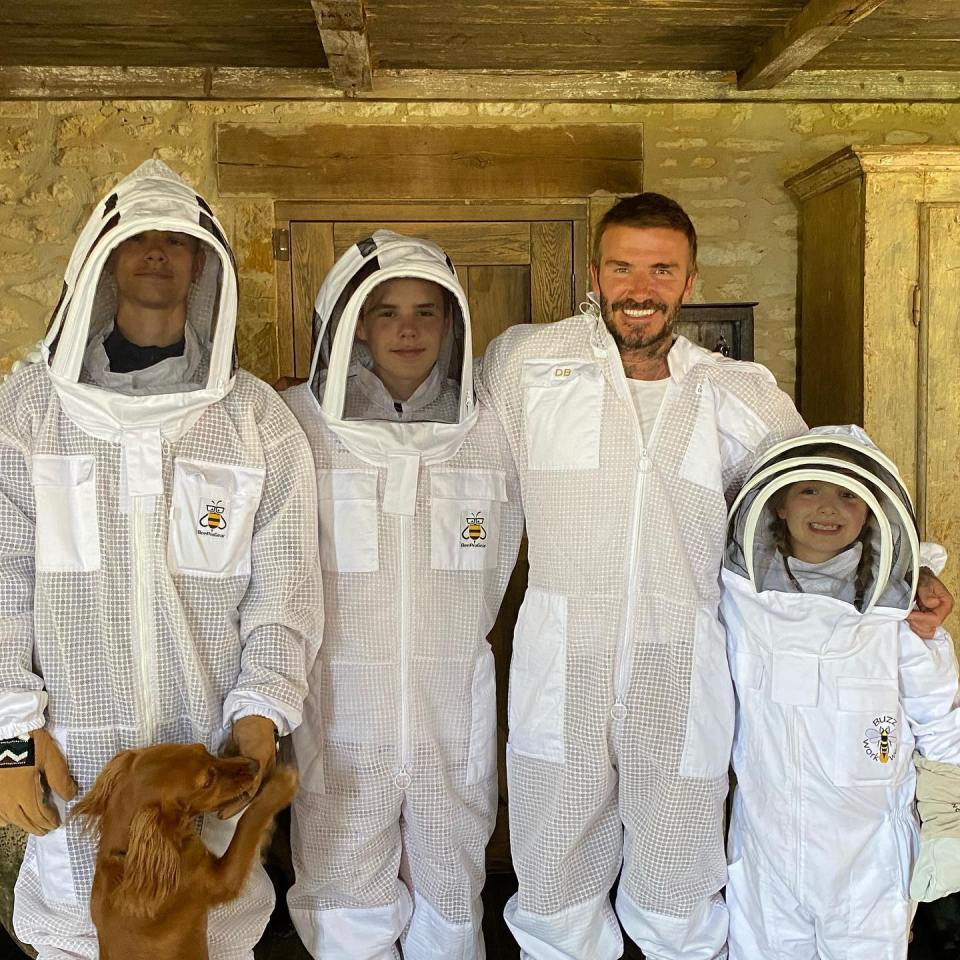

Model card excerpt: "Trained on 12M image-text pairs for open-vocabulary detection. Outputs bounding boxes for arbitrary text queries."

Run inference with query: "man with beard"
[479,192,953,960]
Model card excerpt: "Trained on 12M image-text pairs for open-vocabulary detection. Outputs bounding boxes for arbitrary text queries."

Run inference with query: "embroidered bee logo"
[199,500,227,531]
[461,512,486,542]
[863,716,898,764]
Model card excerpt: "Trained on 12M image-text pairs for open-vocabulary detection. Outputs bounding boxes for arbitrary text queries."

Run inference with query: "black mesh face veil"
[311,255,381,401]
[726,432,920,613]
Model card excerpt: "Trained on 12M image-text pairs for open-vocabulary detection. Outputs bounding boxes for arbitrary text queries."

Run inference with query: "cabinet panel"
[920,205,960,634]
[798,176,864,427]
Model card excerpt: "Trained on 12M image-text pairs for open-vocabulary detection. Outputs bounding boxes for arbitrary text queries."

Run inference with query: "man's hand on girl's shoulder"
[909,567,955,639]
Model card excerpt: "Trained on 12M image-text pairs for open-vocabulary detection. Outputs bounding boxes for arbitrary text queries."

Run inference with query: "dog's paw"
[257,764,298,812]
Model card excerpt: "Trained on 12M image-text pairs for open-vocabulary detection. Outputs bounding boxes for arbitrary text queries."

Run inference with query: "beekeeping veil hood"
[725,425,920,614]
[41,159,238,443]
[308,230,477,465]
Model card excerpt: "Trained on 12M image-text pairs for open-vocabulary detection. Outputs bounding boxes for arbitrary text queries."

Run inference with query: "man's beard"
[599,293,682,352]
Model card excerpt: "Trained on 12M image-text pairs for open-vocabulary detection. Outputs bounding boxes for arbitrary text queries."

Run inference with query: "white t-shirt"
[627,376,670,446]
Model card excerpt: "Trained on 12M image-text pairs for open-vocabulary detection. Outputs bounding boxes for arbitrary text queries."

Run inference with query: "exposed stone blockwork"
[2,99,960,390]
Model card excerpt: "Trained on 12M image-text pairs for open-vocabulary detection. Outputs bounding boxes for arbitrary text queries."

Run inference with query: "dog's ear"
[114,805,181,918]
[70,750,136,835]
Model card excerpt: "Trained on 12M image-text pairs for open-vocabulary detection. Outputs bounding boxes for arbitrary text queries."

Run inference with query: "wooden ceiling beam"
[3,65,960,103]
[310,0,372,94]
[738,0,891,91]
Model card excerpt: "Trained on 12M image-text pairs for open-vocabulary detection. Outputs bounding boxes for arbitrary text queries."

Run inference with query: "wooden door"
[919,204,960,636]
[275,201,590,378]
[276,201,589,870]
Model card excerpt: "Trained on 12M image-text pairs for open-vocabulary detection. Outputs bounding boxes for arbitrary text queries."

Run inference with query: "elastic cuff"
[0,689,47,740]
[222,692,296,737]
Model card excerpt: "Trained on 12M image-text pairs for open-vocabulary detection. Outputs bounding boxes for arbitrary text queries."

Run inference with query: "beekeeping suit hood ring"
[726,425,921,614]
[307,231,477,468]
[40,159,239,444]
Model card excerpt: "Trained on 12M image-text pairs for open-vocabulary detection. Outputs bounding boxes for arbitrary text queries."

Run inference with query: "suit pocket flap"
[32,454,95,487]
[430,470,507,502]
[316,469,378,501]
[175,458,265,499]
[522,359,602,388]
[837,678,898,712]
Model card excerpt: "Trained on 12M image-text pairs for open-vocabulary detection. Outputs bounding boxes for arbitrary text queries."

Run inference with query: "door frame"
[273,197,617,377]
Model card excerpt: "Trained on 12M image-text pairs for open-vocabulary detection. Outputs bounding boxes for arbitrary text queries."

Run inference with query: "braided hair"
[767,502,803,594]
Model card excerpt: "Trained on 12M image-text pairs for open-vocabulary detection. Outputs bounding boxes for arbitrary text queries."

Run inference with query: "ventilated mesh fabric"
[0,164,321,957]
[342,363,461,423]
[480,310,805,928]
[720,431,941,957]
[311,231,468,424]
[284,237,523,954]
[725,431,918,612]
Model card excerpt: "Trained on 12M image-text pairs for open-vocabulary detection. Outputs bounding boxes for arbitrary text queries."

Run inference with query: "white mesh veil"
[726,426,920,613]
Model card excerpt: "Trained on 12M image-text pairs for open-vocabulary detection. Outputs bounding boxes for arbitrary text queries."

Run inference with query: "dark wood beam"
[3,65,960,103]
[310,0,372,94]
[738,0,891,91]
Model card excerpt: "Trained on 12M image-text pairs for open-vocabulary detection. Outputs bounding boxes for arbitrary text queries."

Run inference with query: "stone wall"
[1,98,959,391]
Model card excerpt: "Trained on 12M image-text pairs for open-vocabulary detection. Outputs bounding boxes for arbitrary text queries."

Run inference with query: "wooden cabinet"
[787,146,960,621]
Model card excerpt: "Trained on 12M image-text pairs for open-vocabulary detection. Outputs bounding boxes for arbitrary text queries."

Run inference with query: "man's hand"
[0,729,78,835]
[218,715,277,819]
[908,566,956,639]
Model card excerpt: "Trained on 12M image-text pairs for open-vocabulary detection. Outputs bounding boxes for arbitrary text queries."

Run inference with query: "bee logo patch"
[460,510,487,549]
[863,715,898,764]
[197,499,228,539]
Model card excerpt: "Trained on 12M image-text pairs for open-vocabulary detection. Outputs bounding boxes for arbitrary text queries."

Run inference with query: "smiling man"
[477,193,807,960]
[480,193,952,960]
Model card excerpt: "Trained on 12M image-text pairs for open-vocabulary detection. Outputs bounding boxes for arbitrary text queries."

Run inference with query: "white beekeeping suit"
[722,426,960,960]
[284,232,523,960]
[480,297,806,960]
[0,160,322,960]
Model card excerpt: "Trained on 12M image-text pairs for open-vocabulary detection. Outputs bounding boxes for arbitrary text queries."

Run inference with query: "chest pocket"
[32,454,101,573]
[430,470,507,571]
[168,459,265,578]
[832,678,905,787]
[317,469,379,573]
[678,384,724,494]
[523,360,603,470]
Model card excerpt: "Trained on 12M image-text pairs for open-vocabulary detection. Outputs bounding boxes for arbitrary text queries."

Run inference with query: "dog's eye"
[200,768,216,789]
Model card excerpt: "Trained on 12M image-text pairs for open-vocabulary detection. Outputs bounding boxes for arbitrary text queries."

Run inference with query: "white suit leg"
[725,854,816,960]
[615,738,728,958]
[398,757,495,959]
[503,889,623,960]
[13,833,98,960]
[504,743,622,960]
[288,764,408,960]
[203,812,276,960]
[615,889,727,960]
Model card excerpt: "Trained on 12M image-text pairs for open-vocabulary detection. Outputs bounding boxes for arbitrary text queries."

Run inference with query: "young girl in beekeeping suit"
[722,425,960,960]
